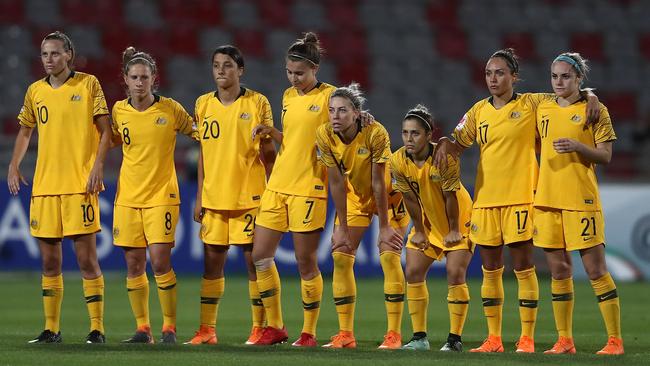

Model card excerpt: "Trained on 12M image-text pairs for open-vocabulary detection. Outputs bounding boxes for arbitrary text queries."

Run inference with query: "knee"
[405,266,425,284]
[42,256,61,276]
[446,268,466,286]
[584,264,607,281]
[296,257,318,279]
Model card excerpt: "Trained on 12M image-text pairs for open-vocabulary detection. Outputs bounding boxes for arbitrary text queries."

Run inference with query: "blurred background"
[0,0,649,279]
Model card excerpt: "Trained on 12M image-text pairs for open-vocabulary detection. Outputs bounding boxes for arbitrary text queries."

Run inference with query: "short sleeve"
[524,92,555,112]
[452,104,478,148]
[110,104,120,136]
[258,94,273,127]
[17,85,36,128]
[174,100,198,140]
[593,105,616,144]
[90,75,109,117]
[315,125,336,168]
[389,153,410,193]
[369,125,391,164]
[439,153,461,192]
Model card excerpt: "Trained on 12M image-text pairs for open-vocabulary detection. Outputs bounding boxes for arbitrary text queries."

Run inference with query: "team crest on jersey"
[470,223,479,232]
[240,112,251,120]
[156,117,167,125]
[510,111,521,119]
[570,114,582,123]
[455,114,467,131]
[357,147,369,155]
[70,94,82,102]
[30,219,38,229]
[113,227,120,238]
[308,104,320,112]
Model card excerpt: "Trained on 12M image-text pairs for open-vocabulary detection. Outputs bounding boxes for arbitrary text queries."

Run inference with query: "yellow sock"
[82,275,105,333]
[126,273,150,328]
[155,270,177,329]
[590,272,621,339]
[256,262,283,329]
[551,277,574,338]
[448,283,470,336]
[200,277,224,328]
[380,251,405,334]
[248,280,265,328]
[481,266,504,337]
[515,267,539,339]
[407,282,428,333]
[332,252,356,332]
[42,274,63,333]
[301,273,323,336]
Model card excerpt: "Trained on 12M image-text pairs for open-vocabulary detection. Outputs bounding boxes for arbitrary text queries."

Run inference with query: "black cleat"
[28,330,62,344]
[122,329,154,344]
[85,330,106,344]
[161,329,177,344]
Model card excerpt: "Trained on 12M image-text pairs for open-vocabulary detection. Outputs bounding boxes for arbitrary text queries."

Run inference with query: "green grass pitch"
[0,272,648,366]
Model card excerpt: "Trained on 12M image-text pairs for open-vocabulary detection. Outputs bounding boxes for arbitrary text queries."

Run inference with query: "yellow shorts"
[335,191,410,228]
[255,190,327,232]
[533,207,605,251]
[469,203,534,246]
[200,208,258,245]
[29,193,101,238]
[406,227,473,260]
[113,205,179,247]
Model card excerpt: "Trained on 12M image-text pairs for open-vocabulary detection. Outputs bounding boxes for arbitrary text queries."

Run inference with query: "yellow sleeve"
[315,125,336,168]
[389,154,410,193]
[110,104,120,136]
[593,105,617,144]
[90,75,109,117]
[369,125,391,164]
[174,100,198,140]
[452,104,478,148]
[17,85,36,128]
[440,154,461,192]
[258,94,273,127]
[525,92,554,111]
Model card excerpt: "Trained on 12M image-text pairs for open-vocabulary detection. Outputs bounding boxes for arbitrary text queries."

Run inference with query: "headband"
[126,56,155,71]
[288,53,318,65]
[554,55,583,75]
[405,113,432,131]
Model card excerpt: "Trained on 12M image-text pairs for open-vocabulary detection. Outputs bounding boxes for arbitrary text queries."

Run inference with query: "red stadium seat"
[602,92,637,121]
[169,24,199,56]
[502,33,538,61]
[326,0,362,32]
[570,32,605,61]
[61,0,122,25]
[639,33,650,61]
[605,151,638,178]
[0,0,23,23]
[234,29,266,58]
[102,26,130,55]
[427,0,459,30]
[256,0,291,27]
[470,59,487,88]
[195,0,223,25]
[336,59,369,90]
[319,30,367,61]
[436,29,468,60]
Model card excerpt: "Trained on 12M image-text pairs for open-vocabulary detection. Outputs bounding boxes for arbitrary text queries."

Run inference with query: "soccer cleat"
[401,335,430,351]
[253,326,288,345]
[596,337,624,355]
[28,330,62,344]
[470,335,504,353]
[378,330,402,349]
[184,325,217,345]
[322,330,356,348]
[515,335,534,353]
[440,339,463,352]
[245,326,265,345]
[291,332,317,347]
[122,326,154,344]
[161,325,177,344]
[543,336,576,354]
[85,330,106,344]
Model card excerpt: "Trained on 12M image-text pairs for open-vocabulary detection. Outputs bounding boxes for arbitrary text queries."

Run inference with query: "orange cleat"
[322,330,356,348]
[515,335,535,353]
[245,326,265,345]
[596,337,624,355]
[378,330,402,349]
[470,335,504,353]
[184,325,217,345]
[291,332,317,347]
[544,336,576,354]
[253,326,288,345]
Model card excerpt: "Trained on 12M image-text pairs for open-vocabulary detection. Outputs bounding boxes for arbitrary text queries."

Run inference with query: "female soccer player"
[316,84,408,349]
[8,31,111,344]
[185,45,276,345]
[533,52,623,355]
[390,105,473,352]
[435,48,599,353]
[112,47,197,344]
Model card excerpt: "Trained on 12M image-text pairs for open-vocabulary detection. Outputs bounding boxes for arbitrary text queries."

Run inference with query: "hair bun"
[302,32,319,44]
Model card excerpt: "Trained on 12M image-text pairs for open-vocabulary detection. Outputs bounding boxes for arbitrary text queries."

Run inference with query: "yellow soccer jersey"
[17,71,108,196]
[452,93,553,208]
[266,82,336,198]
[112,95,197,207]
[316,121,391,212]
[390,145,472,246]
[534,99,616,211]
[195,87,273,210]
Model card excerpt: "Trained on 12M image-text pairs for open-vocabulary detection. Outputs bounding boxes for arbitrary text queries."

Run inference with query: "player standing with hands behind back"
[8,31,111,344]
